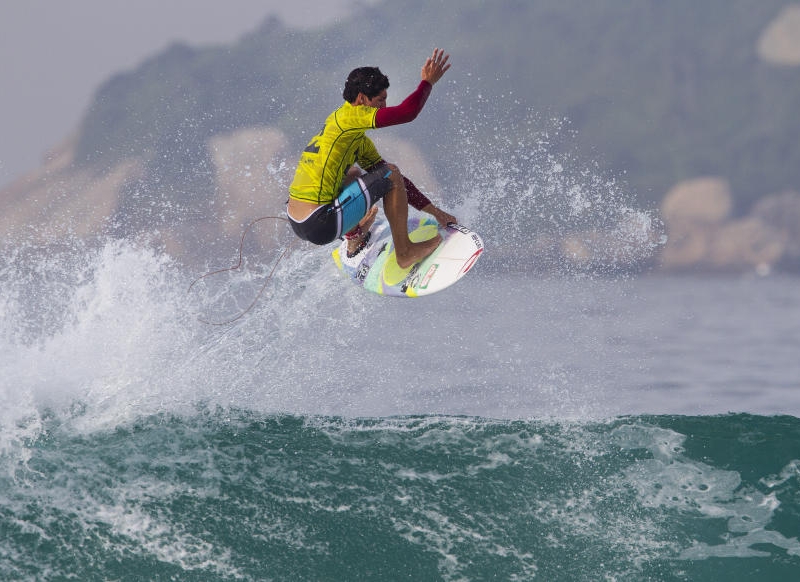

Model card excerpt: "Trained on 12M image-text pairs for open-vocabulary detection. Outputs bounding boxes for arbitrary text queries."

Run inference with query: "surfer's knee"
[383,162,400,174]
[381,163,406,193]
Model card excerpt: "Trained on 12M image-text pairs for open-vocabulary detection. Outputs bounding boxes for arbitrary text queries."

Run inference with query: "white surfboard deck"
[332,215,483,297]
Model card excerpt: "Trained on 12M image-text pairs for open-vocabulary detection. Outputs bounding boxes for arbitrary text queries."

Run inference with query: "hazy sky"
[0,0,374,188]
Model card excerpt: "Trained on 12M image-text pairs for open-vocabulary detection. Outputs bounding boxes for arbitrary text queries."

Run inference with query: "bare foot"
[346,207,379,255]
[395,234,442,269]
[358,206,379,231]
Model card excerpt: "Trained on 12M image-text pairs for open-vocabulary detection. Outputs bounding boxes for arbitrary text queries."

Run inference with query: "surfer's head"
[343,67,390,104]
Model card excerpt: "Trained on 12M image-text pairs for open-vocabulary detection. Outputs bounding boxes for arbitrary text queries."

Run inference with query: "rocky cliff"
[3,2,800,275]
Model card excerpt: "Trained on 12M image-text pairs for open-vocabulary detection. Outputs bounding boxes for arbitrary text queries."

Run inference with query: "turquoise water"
[2,235,800,580]
[3,412,799,581]
[2,143,799,579]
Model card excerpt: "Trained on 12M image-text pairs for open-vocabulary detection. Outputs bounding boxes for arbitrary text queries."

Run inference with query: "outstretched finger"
[434,49,450,71]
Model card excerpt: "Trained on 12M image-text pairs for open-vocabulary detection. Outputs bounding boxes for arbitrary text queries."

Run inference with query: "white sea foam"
[611,422,800,561]
[1,113,795,475]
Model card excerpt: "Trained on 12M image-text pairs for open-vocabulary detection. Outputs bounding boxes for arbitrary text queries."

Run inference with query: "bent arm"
[374,48,450,128]
[374,81,432,128]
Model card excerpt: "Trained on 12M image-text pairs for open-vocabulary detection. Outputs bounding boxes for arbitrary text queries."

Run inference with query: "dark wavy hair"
[342,67,390,102]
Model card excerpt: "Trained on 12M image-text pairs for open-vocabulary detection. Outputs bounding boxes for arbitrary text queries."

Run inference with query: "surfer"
[287,48,457,268]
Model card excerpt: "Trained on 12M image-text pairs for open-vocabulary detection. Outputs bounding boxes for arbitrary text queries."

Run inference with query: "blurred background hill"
[3,0,800,273]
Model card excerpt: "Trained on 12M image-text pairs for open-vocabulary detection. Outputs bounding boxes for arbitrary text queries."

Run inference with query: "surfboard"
[332,215,483,297]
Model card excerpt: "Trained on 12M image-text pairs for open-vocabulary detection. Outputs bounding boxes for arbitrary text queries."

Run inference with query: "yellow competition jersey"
[289,101,383,205]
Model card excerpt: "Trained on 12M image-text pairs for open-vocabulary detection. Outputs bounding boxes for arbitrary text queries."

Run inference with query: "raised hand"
[421,48,451,85]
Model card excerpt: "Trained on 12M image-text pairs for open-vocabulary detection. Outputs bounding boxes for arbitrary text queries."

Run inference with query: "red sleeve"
[375,81,432,128]
[404,176,432,210]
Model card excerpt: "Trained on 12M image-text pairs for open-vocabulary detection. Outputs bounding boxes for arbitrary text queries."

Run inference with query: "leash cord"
[188,216,294,325]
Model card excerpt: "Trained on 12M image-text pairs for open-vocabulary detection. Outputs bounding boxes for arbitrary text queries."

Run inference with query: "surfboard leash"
[188,215,296,326]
